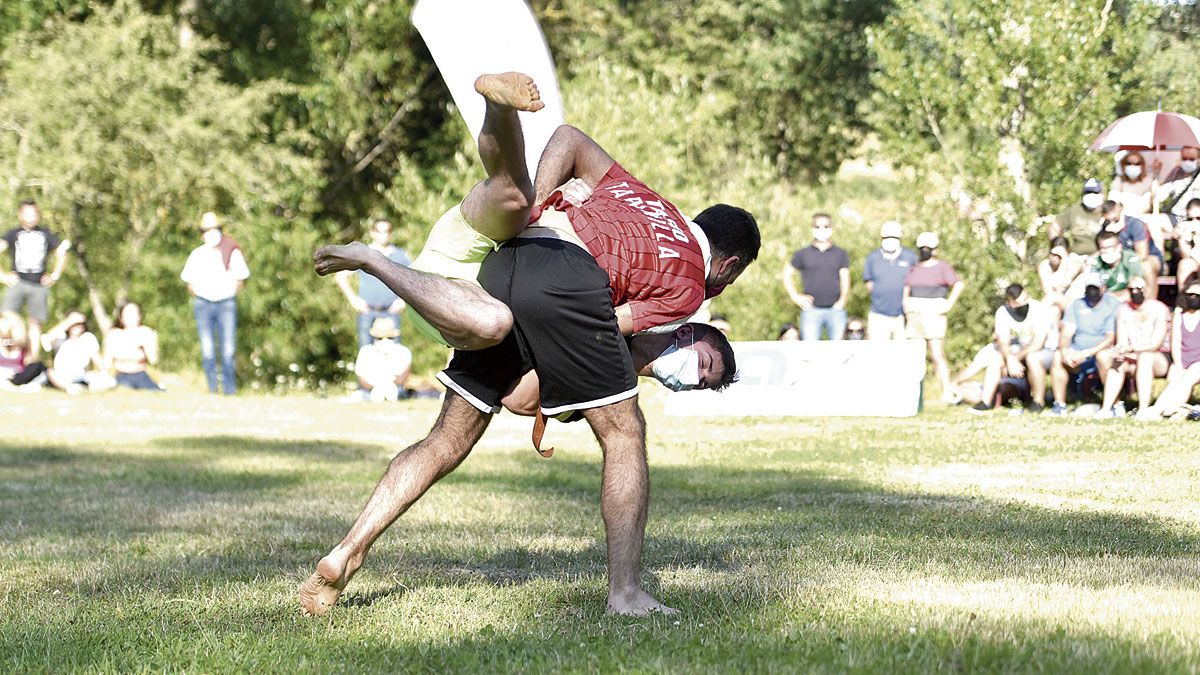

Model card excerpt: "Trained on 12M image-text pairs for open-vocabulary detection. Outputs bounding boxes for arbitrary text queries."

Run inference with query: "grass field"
[1,387,1198,672]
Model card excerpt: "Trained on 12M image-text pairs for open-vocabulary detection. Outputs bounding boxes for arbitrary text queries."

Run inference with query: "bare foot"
[474,72,545,112]
[606,588,678,617]
[299,553,351,617]
[313,242,373,276]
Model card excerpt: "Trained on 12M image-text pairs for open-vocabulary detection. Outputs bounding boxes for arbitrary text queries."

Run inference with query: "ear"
[716,255,741,278]
[675,323,694,342]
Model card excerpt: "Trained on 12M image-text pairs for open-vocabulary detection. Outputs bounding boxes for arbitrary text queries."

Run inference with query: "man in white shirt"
[967,284,1053,414]
[350,318,413,402]
[180,212,250,394]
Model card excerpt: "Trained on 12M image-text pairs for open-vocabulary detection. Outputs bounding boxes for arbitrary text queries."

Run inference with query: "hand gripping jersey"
[537,163,709,333]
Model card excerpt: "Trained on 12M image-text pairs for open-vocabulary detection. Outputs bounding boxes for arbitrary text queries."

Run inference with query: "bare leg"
[26,319,41,363]
[977,359,1002,407]
[1051,352,1069,406]
[299,392,490,616]
[1099,362,1126,411]
[312,73,543,350]
[1134,352,1167,412]
[1144,256,1161,300]
[1025,352,1047,406]
[928,338,952,394]
[460,73,543,242]
[581,397,676,616]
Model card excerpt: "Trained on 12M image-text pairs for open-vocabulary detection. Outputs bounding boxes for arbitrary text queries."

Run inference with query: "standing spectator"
[903,231,964,401]
[1090,230,1143,301]
[1094,277,1170,419]
[1039,237,1085,319]
[1140,279,1200,419]
[1174,198,1200,289]
[0,200,70,363]
[103,301,163,391]
[968,285,1053,414]
[783,213,850,341]
[1100,200,1163,299]
[351,318,413,402]
[334,219,411,348]
[1047,273,1120,416]
[863,220,917,340]
[1109,151,1157,216]
[1049,179,1106,255]
[180,212,250,395]
[1158,146,1200,219]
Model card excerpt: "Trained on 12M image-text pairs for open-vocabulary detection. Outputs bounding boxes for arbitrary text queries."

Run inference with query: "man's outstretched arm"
[533,125,617,203]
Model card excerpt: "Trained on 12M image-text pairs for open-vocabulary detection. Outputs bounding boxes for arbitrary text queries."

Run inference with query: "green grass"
[1,388,1198,672]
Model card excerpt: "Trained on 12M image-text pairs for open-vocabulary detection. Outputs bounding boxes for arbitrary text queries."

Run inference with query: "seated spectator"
[1100,200,1163,299]
[903,231,964,402]
[1039,236,1085,319]
[968,285,1053,414]
[351,318,413,402]
[1109,151,1157,216]
[1048,273,1120,415]
[707,313,733,338]
[949,342,1002,404]
[777,323,800,341]
[1094,277,1170,419]
[1157,146,1200,219]
[1175,198,1200,290]
[844,317,865,340]
[1090,230,1143,301]
[1139,279,1200,419]
[42,311,113,394]
[103,301,164,391]
[0,311,27,387]
[1049,178,1106,256]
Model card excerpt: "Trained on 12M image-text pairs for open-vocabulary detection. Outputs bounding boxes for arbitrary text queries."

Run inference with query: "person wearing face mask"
[967,285,1054,414]
[1139,280,1200,419]
[1093,277,1170,419]
[903,231,964,402]
[1099,200,1163,299]
[863,220,917,340]
[1050,179,1106,255]
[1158,146,1200,219]
[1038,237,1085,320]
[782,213,850,341]
[1089,230,1143,301]
[180,211,250,395]
[333,219,412,349]
[1109,151,1157,216]
[1173,198,1200,292]
[843,317,866,340]
[1047,273,1121,416]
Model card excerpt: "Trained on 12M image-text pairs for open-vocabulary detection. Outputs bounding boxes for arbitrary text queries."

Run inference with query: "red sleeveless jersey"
[538,163,707,333]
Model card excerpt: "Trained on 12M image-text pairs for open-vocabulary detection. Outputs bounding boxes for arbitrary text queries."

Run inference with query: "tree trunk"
[69,204,112,336]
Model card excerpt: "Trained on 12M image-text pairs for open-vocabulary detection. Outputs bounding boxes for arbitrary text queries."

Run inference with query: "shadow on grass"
[152,435,393,462]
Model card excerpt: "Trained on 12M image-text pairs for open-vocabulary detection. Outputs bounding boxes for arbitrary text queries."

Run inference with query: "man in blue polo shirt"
[334,219,412,348]
[862,220,917,339]
[1048,272,1120,416]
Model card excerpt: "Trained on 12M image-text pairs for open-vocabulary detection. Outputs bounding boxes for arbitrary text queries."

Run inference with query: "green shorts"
[406,204,502,347]
[1,280,50,323]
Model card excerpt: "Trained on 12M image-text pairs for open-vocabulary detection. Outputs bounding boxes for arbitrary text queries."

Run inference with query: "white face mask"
[1100,250,1121,265]
[812,228,832,243]
[880,238,900,254]
[202,229,222,248]
[1081,193,1104,210]
[1124,165,1143,180]
[1182,159,1199,175]
[651,339,701,392]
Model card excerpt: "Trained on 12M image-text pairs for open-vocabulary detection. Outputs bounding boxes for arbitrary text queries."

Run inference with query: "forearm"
[615,305,634,336]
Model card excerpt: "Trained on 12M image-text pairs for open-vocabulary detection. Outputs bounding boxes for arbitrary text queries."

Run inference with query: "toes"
[529,100,545,113]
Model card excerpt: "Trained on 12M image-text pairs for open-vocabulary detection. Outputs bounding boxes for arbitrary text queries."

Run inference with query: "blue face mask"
[651,338,701,392]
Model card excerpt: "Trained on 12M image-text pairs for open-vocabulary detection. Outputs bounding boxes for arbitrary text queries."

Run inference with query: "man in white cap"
[1049,178,1106,256]
[1047,271,1120,416]
[862,220,916,340]
[351,317,413,402]
[903,231,963,401]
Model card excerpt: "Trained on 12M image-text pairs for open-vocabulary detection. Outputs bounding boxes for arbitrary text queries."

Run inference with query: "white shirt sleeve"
[180,249,199,284]
[229,249,250,281]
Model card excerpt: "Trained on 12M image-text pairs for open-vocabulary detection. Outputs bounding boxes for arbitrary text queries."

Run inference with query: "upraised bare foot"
[606,588,678,617]
[299,553,351,617]
[474,72,545,113]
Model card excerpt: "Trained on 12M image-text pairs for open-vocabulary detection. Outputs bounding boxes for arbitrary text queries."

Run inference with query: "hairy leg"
[300,392,491,616]
[460,72,543,243]
[1025,352,1047,406]
[581,397,676,616]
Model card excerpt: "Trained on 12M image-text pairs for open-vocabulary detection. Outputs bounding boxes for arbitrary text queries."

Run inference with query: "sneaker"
[1113,402,1127,417]
[940,389,963,405]
[1134,408,1161,422]
[1092,407,1116,420]
[966,402,993,415]
[1045,402,1069,417]
[1026,401,1045,414]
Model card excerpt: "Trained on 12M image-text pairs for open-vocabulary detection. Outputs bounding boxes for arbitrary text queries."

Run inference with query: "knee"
[463,304,512,349]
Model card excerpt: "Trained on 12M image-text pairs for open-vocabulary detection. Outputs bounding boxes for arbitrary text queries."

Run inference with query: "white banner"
[412,0,566,179]
[665,340,927,418]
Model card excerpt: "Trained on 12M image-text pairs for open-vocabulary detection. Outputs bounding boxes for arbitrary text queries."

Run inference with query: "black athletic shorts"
[438,237,638,416]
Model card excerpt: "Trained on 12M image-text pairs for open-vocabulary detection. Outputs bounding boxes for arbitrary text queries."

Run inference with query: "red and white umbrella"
[1089,110,1200,152]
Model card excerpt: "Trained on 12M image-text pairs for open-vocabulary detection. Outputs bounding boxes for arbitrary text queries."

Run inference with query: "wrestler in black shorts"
[438,237,638,416]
